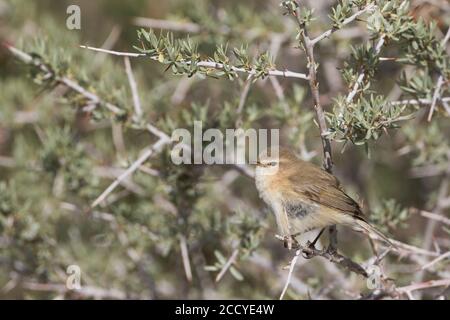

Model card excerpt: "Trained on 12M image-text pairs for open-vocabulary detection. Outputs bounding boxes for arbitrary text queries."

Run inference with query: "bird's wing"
[289,165,364,218]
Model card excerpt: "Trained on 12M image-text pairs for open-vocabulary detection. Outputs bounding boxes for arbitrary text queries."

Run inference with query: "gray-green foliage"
[371,199,410,233]
[327,95,412,146]
[325,0,450,150]
[135,29,275,80]
[1,0,449,300]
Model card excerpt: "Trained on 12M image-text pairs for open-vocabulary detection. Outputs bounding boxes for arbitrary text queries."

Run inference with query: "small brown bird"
[255,147,392,249]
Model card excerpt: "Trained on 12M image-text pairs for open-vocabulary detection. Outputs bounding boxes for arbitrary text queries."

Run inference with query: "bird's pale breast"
[255,169,291,236]
[256,168,339,236]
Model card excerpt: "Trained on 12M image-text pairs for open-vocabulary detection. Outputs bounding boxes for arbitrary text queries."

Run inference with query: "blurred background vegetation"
[0,0,449,299]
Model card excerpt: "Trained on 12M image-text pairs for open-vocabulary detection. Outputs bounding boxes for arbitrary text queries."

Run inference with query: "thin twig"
[275,235,368,277]
[444,26,450,46]
[146,123,171,140]
[91,138,169,208]
[93,166,145,196]
[427,75,445,121]
[111,122,127,158]
[416,209,450,226]
[179,234,193,282]
[292,2,337,251]
[171,77,196,105]
[279,249,301,300]
[420,251,450,271]
[80,45,146,57]
[387,238,439,258]
[236,74,254,126]
[215,249,239,282]
[389,97,450,106]
[414,165,450,297]
[311,4,376,45]
[237,75,254,115]
[267,34,289,111]
[346,35,386,103]
[5,44,123,115]
[80,45,309,80]
[93,25,122,66]
[124,56,143,119]
[396,278,450,295]
[390,96,450,106]
[427,26,450,121]
[293,7,332,172]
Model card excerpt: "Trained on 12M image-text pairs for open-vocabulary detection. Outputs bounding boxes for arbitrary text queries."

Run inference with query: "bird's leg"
[327,226,338,254]
[283,235,299,250]
[301,228,325,259]
[307,228,325,249]
[283,236,291,250]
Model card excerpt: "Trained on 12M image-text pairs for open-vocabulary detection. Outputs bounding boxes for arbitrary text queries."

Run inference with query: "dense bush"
[0,0,449,299]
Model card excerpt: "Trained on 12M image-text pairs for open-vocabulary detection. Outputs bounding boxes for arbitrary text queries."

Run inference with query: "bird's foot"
[301,240,316,259]
[283,235,299,250]
[306,240,316,250]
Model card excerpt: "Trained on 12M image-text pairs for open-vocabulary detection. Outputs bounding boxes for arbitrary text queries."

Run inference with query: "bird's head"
[256,147,298,176]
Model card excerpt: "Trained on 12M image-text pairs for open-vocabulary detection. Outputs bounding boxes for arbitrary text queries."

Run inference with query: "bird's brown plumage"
[287,160,363,218]
[255,147,392,246]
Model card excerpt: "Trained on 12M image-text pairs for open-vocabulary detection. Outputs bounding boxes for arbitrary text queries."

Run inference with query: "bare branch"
[80,45,145,57]
[91,138,170,208]
[420,251,450,271]
[146,124,171,141]
[80,45,309,81]
[311,4,376,45]
[5,44,123,115]
[124,56,143,119]
[427,75,445,121]
[279,249,301,300]
[416,209,450,226]
[291,2,337,251]
[391,97,450,106]
[427,26,450,121]
[171,77,196,105]
[93,25,122,66]
[396,278,450,295]
[414,165,450,297]
[444,26,450,46]
[236,74,254,126]
[215,249,239,282]
[388,238,440,258]
[346,35,386,103]
[275,235,368,278]
[179,234,193,282]
[293,8,333,172]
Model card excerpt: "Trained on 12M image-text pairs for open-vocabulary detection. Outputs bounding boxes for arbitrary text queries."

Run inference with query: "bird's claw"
[283,235,298,250]
[306,240,316,250]
[301,240,315,259]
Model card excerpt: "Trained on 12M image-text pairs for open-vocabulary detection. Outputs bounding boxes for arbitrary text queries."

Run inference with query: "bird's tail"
[352,217,395,248]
